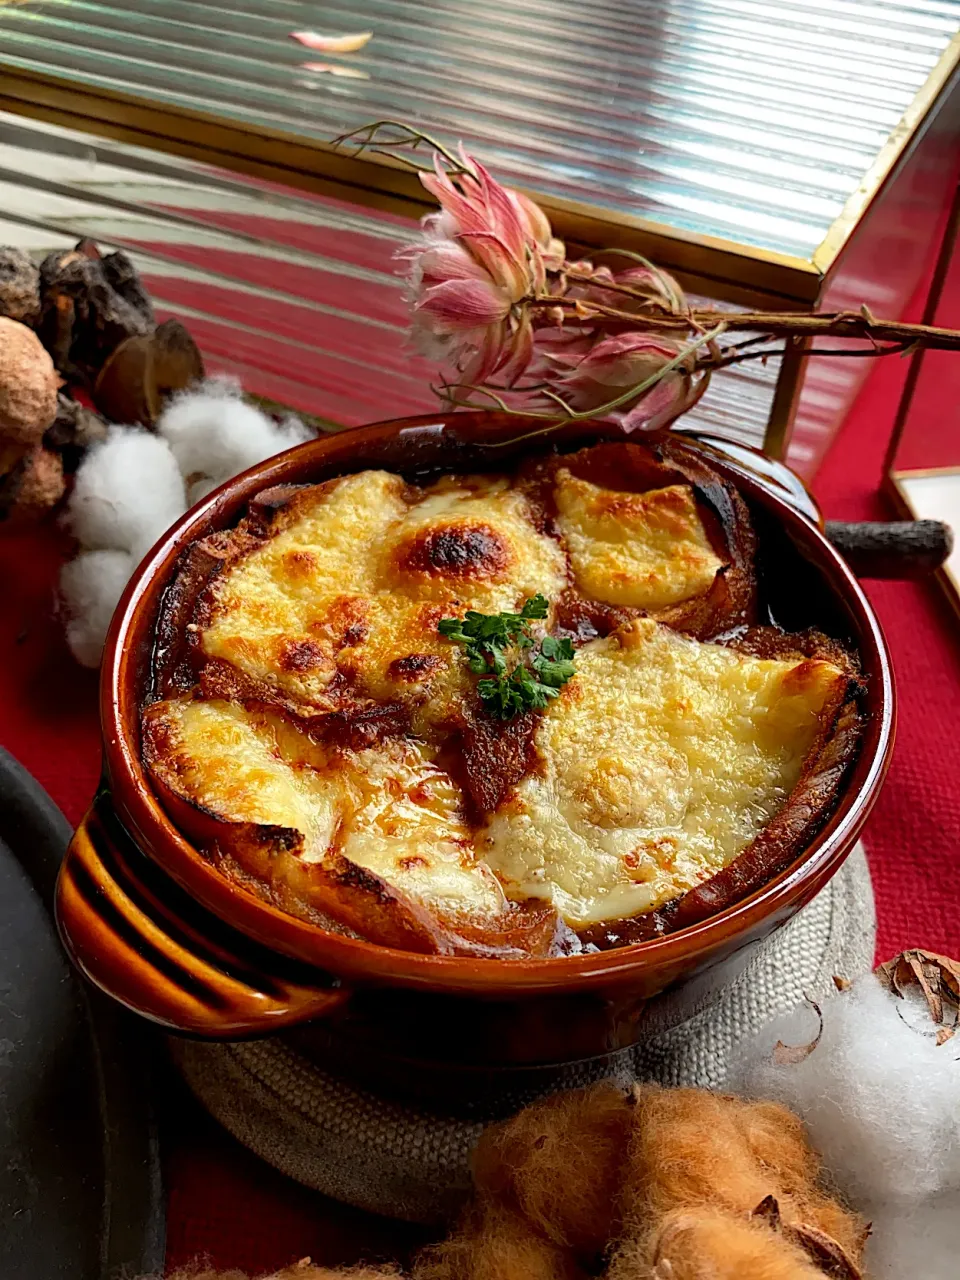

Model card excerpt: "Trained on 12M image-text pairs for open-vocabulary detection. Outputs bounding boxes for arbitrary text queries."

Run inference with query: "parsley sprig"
[438,594,576,719]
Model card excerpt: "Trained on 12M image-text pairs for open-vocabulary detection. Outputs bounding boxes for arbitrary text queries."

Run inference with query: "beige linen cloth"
[171,844,875,1223]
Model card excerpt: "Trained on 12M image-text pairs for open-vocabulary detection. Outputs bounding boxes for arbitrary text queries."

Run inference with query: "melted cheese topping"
[151,462,854,940]
[554,469,724,609]
[146,697,505,918]
[478,619,845,927]
[201,470,567,723]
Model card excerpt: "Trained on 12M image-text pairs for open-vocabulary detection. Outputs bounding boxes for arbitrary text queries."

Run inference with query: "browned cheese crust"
[142,441,863,956]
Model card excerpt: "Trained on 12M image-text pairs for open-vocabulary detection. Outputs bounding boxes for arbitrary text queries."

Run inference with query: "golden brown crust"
[214,833,567,960]
[578,629,863,949]
[144,443,863,957]
[521,439,757,642]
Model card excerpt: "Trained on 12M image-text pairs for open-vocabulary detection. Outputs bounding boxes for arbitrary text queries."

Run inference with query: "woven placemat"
[171,845,875,1223]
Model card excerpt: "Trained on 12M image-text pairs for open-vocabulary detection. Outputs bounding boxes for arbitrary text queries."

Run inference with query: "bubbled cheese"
[554,468,724,609]
[200,470,567,723]
[477,618,846,927]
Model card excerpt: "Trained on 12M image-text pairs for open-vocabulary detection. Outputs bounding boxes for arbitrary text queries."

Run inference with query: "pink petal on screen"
[301,63,371,78]
[291,31,372,52]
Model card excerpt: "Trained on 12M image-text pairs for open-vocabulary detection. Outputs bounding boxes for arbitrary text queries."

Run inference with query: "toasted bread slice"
[142,696,562,956]
[575,626,862,947]
[520,439,757,643]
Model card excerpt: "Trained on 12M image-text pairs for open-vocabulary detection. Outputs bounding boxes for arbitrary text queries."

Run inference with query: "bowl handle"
[57,792,350,1037]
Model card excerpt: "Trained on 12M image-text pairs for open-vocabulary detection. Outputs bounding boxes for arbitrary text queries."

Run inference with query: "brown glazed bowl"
[56,413,894,1095]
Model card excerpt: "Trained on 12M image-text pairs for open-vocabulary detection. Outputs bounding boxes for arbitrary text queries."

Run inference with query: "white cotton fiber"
[60,549,136,667]
[157,378,312,495]
[863,1192,960,1280]
[59,383,316,666]
[729,973,960,1205]
[63,426,186,562]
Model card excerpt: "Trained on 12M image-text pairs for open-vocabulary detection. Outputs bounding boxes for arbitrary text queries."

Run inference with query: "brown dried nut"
[93,318,204,426]
[43,392,109,472]
[37,241,153,382]
[0,317,59,446]
[0,446,65,527]
[0,247,41,326]
[151,317,204,400]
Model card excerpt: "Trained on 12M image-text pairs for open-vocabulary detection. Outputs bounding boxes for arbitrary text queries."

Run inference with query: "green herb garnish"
[438,594,576,719]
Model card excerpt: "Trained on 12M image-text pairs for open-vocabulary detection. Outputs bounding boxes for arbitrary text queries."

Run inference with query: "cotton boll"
[64,426,186,561]
[157,379,313,498]
[863,1192,960,1280]
[729,974,960,1205]
[60,549,135,667]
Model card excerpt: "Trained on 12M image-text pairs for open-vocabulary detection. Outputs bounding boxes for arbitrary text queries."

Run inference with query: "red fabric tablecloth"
[2,348,959,1274]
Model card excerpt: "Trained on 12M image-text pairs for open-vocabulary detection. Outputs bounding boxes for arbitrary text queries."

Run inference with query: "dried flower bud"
[402,149,551,385]
[543,330,697,431]
[509,190,566,270]
[565,258,687,316]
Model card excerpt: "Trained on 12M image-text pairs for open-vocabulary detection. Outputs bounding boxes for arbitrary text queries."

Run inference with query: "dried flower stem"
[338,118,960,430]
[331,120,474,176]
[692,308,960,351]
[529,295,960,353]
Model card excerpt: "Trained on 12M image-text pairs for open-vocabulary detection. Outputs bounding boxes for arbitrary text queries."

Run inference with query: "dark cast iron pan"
[0,747,164,1280]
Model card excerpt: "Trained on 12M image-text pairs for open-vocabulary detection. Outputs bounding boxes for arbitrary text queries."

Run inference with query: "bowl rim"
[99,412,895,994]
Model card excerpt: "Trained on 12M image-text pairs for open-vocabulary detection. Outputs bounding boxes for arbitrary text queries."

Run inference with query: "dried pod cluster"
[0,237,203,527]
[157,1084,865,1280]
[0,247,41,327]
[875,948,960,1045]
[420,1083,864,1280]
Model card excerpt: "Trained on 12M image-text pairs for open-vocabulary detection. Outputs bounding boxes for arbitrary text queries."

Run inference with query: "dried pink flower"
[403,151,556,385]
[546,330,697,431]
[290,31,372,52]
[510,190,566,271]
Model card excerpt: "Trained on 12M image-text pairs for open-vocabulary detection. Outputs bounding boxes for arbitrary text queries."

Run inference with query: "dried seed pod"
[413,1202,584,1280]
[0,316,59,447]
[0,446,65,527]
[101,248,154,320]
[471,1081,633,1260]
[609,1207,829,1280]
[617,1085,867,1269]
[93,318,204,426]
[876,949,960,1044]
[0,247,41,326]
[44,392,109,472]
[37,240,153,382]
